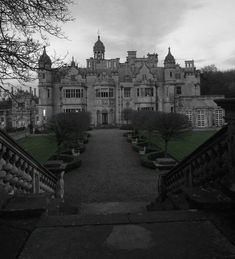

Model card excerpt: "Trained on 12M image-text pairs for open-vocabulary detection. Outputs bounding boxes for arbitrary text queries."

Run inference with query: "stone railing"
[0,129,57,195]
[159,98,235,198]
[160,125,229,195]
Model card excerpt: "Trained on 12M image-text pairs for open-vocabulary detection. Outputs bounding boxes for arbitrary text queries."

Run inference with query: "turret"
[93,35,105,60]
[38,46,52,70]
[164,47,175,68]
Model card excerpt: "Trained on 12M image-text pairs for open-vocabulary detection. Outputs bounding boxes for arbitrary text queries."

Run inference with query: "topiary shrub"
[140,151,165,169]
[47,154,81,172]
[132,141,148,152]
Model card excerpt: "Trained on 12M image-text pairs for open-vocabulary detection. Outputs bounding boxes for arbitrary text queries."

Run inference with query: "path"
[64,129,157,206]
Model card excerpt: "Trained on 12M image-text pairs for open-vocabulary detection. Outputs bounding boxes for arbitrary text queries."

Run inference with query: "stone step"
[146,197,175,211]
[0,193,52,218]
[182,186,235,210]
[167,193,190,210]
[80,202,148,215]
[0,193,79,218]
[38,209,206,228]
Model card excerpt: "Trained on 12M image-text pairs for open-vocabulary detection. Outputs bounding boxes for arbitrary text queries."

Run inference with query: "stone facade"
[38,36,224,128]
[0,90,38,130]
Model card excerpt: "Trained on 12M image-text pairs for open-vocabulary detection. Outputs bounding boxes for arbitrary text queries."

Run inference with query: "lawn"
[149,130,217,161]
[17,135,57,164]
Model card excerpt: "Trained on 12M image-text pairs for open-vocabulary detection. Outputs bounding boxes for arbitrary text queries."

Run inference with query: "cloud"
[46,0,235,70]
[48,0,203,64]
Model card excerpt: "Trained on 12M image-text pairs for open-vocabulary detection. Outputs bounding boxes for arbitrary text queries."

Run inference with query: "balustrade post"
[186,164,193,188]
[215,99,235,190]
[33,170,40,193]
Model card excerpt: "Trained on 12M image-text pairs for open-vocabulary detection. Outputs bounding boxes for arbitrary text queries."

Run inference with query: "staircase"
[1,99,235,258]
[148,99,235,212]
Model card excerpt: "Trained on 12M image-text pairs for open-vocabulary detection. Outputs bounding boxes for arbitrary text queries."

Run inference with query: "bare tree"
[0,0,73,87]
[201,64,218,73]
[48,112,91,150]
[155,112,191,157]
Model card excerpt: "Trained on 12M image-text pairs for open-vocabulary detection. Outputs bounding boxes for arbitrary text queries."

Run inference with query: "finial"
[98,29,100,40]
[168,47,171,52]
[71,56,75,66]
[43,46,46,53]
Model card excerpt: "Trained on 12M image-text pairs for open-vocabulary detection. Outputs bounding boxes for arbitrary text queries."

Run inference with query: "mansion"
[38,36,224,128]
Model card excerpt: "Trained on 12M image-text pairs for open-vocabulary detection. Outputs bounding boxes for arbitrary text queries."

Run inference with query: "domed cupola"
[164,47,175,68]
[38,46,52,69]
[93,35,105,60]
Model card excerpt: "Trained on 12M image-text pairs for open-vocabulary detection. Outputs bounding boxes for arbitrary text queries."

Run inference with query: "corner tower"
[38,47,53,126]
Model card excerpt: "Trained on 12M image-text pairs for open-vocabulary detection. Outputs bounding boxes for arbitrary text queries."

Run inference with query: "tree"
[48,112,91,151]
[130,110,146,134]
[155,112,191,157]
[0,0,73,87]
[141,111,157,145]
[201,64,218,73]
[122,108,133,125]
[201,68,235,97]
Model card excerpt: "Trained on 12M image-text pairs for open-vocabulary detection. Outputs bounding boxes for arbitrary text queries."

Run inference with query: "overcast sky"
[47,0,235,71]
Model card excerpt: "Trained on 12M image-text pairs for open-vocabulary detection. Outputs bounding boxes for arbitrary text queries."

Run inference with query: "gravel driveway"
[64,129,157,204]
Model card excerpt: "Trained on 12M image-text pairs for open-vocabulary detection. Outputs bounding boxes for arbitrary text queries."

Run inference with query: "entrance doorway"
[102,112,108,125]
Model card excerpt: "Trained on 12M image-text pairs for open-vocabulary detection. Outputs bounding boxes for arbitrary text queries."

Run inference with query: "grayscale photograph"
[0,0,235,258]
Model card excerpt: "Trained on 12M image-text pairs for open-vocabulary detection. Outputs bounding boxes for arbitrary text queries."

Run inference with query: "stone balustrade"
[0,129,57,195]
[161,125,228,195]
[160,98,235,199]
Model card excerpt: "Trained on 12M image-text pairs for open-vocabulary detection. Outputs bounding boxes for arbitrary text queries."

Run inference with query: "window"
[64,108,81,113]
[109,88,114,97]
[71,89,76,98]
[63,89,83,99]
[65,89,70,98]
[100,88,108,98]
[75,89,80,98]
[124,88,131,98]
[137,87,154,97]
[197,109,206,127]
[139,107,154,111]
[176,86,181,95]
[145,88,153,97]
[42,73,45,79]
[47,89,50,98]
[170,71,173,77]
[215,109,223,127]
[96,88,113,98]
[185,110,192,123]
